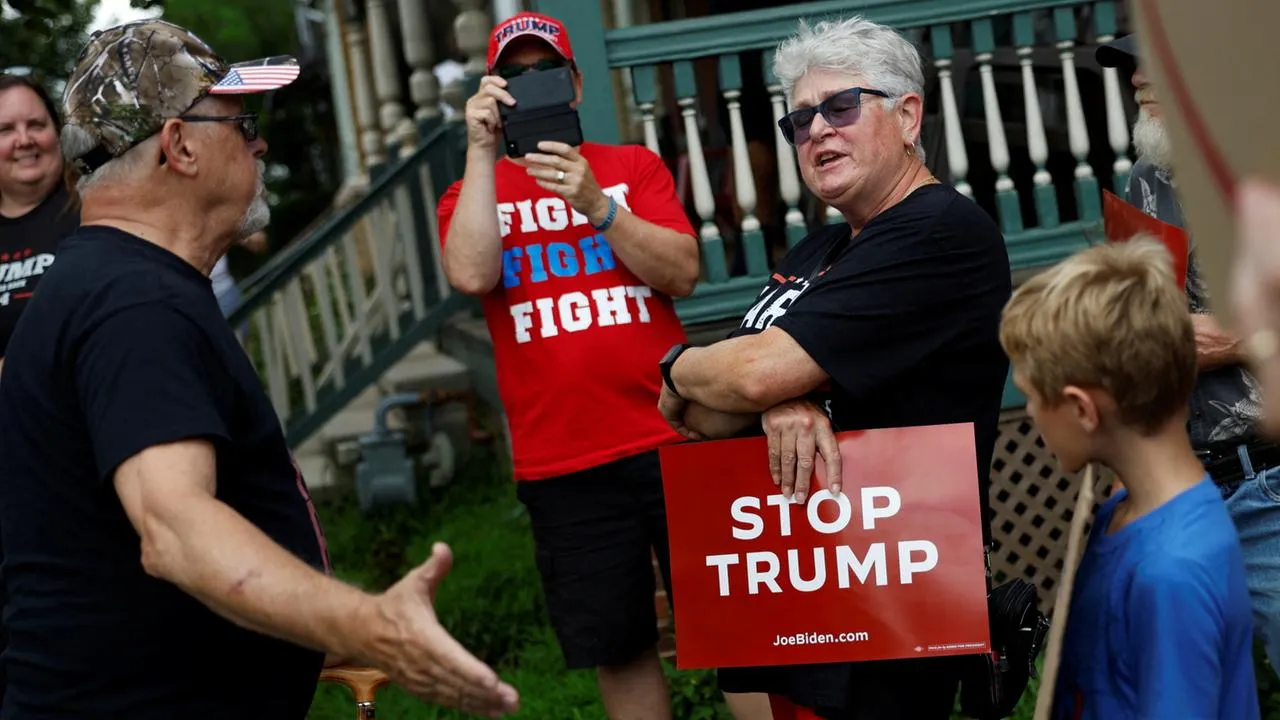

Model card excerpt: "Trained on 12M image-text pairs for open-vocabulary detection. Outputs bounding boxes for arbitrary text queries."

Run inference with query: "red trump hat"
[486,11,575,74]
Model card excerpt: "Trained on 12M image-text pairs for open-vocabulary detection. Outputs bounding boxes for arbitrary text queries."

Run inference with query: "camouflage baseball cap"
[62,19,300,174]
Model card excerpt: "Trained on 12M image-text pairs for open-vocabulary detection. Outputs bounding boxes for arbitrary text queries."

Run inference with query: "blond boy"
[999,239,1258,720]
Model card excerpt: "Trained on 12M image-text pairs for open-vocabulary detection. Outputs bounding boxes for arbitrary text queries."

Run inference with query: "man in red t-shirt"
[435,11,699,717]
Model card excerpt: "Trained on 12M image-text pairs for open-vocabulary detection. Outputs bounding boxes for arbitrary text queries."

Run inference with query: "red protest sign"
[659,423,991,670]
[1102,189,1190,290]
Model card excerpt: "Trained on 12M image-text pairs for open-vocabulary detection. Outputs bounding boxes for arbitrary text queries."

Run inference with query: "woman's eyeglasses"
[178,113,260,143]
[778,87,891,146]
[495,57,568,79]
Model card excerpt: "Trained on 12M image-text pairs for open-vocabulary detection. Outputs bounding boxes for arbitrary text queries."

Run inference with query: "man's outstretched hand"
[368,543,520,717]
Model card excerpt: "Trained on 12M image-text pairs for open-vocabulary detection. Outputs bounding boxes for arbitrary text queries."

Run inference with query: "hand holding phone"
[462,76,517,151]
[522,141,610,225]
[499,67,584,158]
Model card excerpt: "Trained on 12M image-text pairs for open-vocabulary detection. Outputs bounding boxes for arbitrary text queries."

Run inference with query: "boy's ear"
[1062,385,1101,433]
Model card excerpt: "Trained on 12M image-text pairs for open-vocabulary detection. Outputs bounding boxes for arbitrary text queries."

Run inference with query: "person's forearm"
[140,494,381,663]
[443,147,505,295]
[1192,312,1245,369]
[683,402,758,439]
[671,340,810,413]
[586,197,699,298]
[1198,344,1243,369]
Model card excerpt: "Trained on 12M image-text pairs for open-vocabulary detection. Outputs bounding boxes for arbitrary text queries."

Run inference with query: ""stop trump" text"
[705,488,940,597]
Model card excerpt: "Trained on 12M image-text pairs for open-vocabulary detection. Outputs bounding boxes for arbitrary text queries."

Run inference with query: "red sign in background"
[1102,189,1190,290]
[659,423,991,670]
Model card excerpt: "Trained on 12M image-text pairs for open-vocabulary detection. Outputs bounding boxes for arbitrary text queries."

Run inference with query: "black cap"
[1096,34,1139,68]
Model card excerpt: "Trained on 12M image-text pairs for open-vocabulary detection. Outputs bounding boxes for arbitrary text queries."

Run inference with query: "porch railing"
[534,0,1132,328]
[228,123,471,448]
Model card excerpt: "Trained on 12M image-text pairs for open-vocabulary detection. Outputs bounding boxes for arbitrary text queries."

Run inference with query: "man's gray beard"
[235,161,270,243]
[1132,109,1174,171]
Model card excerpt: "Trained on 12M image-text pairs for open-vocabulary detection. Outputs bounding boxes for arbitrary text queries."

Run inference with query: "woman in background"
[0,74,79,371]
[0,72,80,708]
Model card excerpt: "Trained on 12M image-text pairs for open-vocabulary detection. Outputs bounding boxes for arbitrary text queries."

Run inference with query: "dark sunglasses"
[778,87,891,146]
[178,113,260,143]
[495,57,567,79]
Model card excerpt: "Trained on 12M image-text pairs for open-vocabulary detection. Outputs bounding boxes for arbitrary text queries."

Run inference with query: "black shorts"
[719,655,962,719]
[516,449,673,670]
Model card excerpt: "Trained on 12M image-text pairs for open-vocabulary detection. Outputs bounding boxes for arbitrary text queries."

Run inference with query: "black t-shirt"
[717,184,1012,713]
[0,183,78,357]
[0,227,329,718]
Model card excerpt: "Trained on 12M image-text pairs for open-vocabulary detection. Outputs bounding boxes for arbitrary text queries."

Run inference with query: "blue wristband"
[592,196,618,232]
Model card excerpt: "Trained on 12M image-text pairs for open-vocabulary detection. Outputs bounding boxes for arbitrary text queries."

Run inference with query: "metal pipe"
[372,392,424,433]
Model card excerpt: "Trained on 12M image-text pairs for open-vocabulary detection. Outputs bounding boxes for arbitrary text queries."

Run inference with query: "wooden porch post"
[530,0,621,145]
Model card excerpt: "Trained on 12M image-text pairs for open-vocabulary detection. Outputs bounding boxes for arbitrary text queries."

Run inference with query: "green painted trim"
[531,0,619,145]
[929,24,954,60]
[673,60,697,99]
[630,65,657,106]
[1093,0,1118,37]
[1052,6,1077,43]
[1005,219,1100,270]
[1034,184,1061,229]
[786,222,807,249]
[603,0,1088,67]
[674,275,769,325]
[1012,11,1037,48]
[741,227,770,277]
[1002,367,1027,410]
[995,190,1024,235]
[702,235,730,284]
[763,51,779,85]
[1075,176,1102,222]
[971,18,996,55]
[718,53,743,91]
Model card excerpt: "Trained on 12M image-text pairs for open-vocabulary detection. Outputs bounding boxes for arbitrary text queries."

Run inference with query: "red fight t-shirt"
[437,142,694,480]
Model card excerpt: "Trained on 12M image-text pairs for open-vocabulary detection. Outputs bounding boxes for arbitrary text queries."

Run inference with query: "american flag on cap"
[209,55,301,95]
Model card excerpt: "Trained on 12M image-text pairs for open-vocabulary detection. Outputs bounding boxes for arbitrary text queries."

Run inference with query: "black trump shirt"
[0,227,329,719]
[0,183,78,358]
[718,184,1012,713]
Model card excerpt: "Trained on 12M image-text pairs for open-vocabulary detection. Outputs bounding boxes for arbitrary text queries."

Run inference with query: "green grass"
[305,443,1280,719]
[305,443,727,719]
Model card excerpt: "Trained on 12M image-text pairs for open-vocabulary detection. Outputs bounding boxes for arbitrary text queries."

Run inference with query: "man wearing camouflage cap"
[0,20,519,718]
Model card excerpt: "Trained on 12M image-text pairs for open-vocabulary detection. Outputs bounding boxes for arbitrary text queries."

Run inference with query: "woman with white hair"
[656,16,1012,719]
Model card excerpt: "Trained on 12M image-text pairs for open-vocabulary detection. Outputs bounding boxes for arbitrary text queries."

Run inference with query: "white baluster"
[345,23,384,167]
[1019,46,1052,192]
[454,0,490,77]
[629,66,661,155]
[1058,40,1094,183]
[1096,33,1132,185]
[935,58,971,197]
[397,0,441,132]
[639,100,660,155]
[680,96,719,245]
[978,52,1013,195]
[364,0,408,148]
[724,87,759,242]
[769,81,806,245]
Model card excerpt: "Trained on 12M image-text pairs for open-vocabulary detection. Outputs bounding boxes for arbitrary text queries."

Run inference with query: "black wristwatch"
[659,343,691,398]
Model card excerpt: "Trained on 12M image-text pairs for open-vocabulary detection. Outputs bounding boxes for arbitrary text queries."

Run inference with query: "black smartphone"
[499,66,584,158]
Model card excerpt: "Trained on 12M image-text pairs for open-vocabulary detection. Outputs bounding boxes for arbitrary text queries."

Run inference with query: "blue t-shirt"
[1054,475,1257,720]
